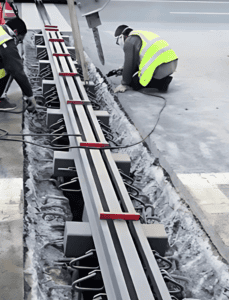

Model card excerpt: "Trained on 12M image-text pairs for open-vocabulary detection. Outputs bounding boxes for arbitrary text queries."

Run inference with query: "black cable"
[0,94,166,151]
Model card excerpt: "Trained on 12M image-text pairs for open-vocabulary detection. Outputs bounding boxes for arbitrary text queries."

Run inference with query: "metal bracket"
[93,294,108,300]
[72,269,104,292]
[36,45,48,60]
[58,177,81,192]
[35,34,44,46]
[64,222,94,257]
[39,61,53,79]
[69,249,99,270]
[53,151,76,177]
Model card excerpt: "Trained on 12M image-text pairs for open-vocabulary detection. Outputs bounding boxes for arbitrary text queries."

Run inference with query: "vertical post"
[66,0,89,82]
[0,3,5,24]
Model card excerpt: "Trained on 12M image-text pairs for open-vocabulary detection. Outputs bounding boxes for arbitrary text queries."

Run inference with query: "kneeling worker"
[0,17,36,112]
[114,25,178,93]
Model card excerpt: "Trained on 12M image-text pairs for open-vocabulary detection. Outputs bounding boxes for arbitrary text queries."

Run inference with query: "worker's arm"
[121,36,141,86]
[0,39,33,97]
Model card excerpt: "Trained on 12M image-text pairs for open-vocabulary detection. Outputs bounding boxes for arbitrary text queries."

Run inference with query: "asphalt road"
[57,0,229,26]
[101,0,229,25]
[55,0,229,171]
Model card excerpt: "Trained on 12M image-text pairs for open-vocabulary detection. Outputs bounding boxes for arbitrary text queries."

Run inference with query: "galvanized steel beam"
[33,4,172,299]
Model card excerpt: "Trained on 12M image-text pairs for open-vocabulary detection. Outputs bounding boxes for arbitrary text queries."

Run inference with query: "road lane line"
[112,0,229,3]
[170,12,229,14]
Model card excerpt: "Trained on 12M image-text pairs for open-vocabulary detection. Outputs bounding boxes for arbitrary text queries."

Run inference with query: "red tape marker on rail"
[80,142,109,148]
[100,213,140,221]
[49,38,64,42]
[45,28,58,31]
[59,72,78,76]
[53,53,70,57]
[45,25,58,28]
[67,100,91,105]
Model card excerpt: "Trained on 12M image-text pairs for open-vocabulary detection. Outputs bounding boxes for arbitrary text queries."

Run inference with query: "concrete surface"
[0,82,24,178]
[0,81,24,299]
[56,0,229,262]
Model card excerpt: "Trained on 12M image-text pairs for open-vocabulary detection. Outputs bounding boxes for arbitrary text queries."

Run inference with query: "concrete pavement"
[56,0,229,261]
[0,81,24,300]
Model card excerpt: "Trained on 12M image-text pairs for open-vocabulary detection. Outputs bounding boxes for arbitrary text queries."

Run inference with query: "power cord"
[0,93,166,151]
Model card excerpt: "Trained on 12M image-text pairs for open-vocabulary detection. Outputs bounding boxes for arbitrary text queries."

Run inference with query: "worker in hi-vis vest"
[113,25,178,93]
[0,17,36,112]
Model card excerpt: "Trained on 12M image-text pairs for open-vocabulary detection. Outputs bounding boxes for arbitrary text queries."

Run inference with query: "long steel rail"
[34,2,173,299]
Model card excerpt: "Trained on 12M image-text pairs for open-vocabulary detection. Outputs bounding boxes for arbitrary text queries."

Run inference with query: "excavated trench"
[22,30,229,300]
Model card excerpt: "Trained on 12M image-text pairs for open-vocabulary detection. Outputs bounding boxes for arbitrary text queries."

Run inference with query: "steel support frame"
[38,18,172,300]
[44,27,154,300]
[87,91,172,300]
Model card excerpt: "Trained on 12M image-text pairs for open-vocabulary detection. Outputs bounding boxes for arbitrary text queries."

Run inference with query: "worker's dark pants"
[0,74,10,98]
[130,74,170,91]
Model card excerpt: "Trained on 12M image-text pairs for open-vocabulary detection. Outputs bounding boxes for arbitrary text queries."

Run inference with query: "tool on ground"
[106,68,123,77]
[75,0,110,65]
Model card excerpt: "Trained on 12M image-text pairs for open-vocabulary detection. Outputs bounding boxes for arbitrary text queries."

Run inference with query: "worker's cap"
[6,17,27,36]
[114,25,133,38]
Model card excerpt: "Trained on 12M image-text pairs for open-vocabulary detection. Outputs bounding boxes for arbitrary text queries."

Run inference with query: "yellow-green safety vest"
[0,26,13,79]
[129,30,178,87]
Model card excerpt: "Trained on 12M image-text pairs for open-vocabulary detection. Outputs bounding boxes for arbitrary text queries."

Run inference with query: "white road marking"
[178,173,229,214]
[171,12,229,14]
[0,178,23,222]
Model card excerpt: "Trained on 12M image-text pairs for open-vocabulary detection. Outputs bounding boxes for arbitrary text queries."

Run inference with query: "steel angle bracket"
[75,0,110,17]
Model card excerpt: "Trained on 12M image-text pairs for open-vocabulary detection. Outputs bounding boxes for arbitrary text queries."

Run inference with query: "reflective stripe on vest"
[0,68,6,79]
[129,30,178,86]
[0,26,13,46]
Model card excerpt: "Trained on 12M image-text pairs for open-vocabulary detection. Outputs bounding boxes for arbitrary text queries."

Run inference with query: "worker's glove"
[23,96,37,113]
[114,84,129,93]
[106,67,123,77]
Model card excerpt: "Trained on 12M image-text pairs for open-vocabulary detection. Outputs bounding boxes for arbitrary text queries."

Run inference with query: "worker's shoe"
[158,76,173,92]
[0,97,17,111]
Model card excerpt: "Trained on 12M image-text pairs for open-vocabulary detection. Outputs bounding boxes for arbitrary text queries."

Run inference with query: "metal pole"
[66,0,89,82]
